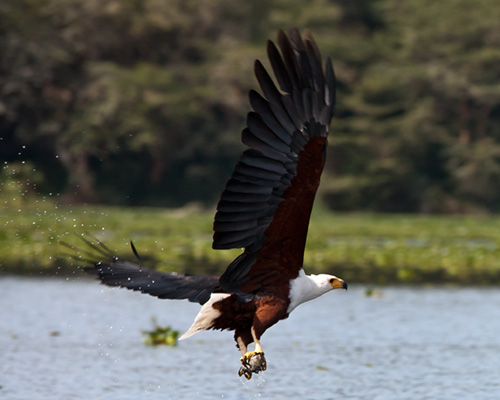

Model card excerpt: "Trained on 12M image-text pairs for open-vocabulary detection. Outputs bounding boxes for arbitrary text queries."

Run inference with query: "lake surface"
[1,277,500,400]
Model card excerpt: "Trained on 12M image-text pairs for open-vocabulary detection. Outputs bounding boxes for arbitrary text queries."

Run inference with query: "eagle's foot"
[238,351,266,379]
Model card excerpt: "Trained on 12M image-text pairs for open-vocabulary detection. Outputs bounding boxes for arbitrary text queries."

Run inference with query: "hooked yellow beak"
[330,277,348,290]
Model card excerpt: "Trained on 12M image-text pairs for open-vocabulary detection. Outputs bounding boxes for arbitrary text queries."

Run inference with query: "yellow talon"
[238,334,266,378]
[241,350,263,363]
[238,367,252,380]
[239,350,266,378]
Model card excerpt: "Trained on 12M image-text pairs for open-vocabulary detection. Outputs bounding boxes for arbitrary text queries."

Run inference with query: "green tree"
[2,0,500,211]
[323,0,500,212]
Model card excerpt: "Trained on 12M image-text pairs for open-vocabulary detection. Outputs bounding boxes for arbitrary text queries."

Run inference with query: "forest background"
[2,0,500,213]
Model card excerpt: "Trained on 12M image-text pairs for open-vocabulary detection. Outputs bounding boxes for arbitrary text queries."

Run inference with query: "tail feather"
[179,293,231,340]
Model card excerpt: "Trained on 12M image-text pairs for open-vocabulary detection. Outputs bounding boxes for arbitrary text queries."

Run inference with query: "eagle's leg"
[235,329,254,379]
[236,336,247,356]
[238,326,267,379]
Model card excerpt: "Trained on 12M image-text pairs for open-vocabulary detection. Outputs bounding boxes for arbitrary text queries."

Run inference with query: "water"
[1,277,500,400]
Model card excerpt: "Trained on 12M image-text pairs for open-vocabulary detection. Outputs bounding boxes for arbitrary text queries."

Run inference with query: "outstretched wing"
[66,237,219,305]
[213,28,336,296]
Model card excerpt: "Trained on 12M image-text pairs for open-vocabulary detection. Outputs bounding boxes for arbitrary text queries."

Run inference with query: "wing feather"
[69,238,219,305]
[87,261,218,304]
[267,40,292,93]
[68,29,336,307]
[269,101,297,133]
[213,29,336,297]
[254,60,283,106]
[247,112,291,152]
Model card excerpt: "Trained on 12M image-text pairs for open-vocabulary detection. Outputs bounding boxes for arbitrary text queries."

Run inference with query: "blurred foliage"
[142,317,180,346]
[1,0,499,211]
[2,196,500,284]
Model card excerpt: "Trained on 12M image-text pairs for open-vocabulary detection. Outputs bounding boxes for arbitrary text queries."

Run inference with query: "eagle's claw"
[238,351,266,379]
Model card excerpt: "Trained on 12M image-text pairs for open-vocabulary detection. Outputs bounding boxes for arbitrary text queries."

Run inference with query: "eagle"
[73,28,346,380]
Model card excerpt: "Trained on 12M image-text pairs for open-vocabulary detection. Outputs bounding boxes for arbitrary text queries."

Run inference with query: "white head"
[309,273,348,293]
[309,274,347,292]
[287,271,347,313]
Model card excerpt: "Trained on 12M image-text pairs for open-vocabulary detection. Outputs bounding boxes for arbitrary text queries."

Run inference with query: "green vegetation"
[2,0,500,289]
[2,194,500,284]
[2,0,500,212]
[142,318,180,346]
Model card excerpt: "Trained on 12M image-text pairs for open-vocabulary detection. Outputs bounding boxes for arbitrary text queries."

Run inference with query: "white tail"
[179,293,230,340]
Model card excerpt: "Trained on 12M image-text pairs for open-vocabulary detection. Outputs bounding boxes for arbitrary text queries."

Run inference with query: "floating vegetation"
[141,317,180,347]
[3,200,500,284]
[364,288,384,298]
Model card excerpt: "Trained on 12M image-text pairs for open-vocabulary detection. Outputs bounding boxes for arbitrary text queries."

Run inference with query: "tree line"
[1,0,499,212]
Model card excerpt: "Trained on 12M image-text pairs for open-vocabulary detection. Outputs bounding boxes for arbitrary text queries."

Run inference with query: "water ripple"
[1,278,500,400]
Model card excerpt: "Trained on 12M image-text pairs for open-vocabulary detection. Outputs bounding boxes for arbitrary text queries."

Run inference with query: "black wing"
[212,28,335,294]
[65,236,219,305]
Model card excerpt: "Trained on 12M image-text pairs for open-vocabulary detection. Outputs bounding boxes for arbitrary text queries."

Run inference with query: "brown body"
[212,293,290,351]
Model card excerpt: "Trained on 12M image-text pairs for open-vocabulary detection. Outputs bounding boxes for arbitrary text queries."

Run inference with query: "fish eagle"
[74,28,346,379]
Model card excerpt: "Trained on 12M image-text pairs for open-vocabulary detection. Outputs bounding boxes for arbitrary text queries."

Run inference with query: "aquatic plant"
[141,318,180,347]
[3,199,500,284]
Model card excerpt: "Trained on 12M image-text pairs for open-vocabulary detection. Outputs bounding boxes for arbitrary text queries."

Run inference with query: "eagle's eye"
[329,278,335,284]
